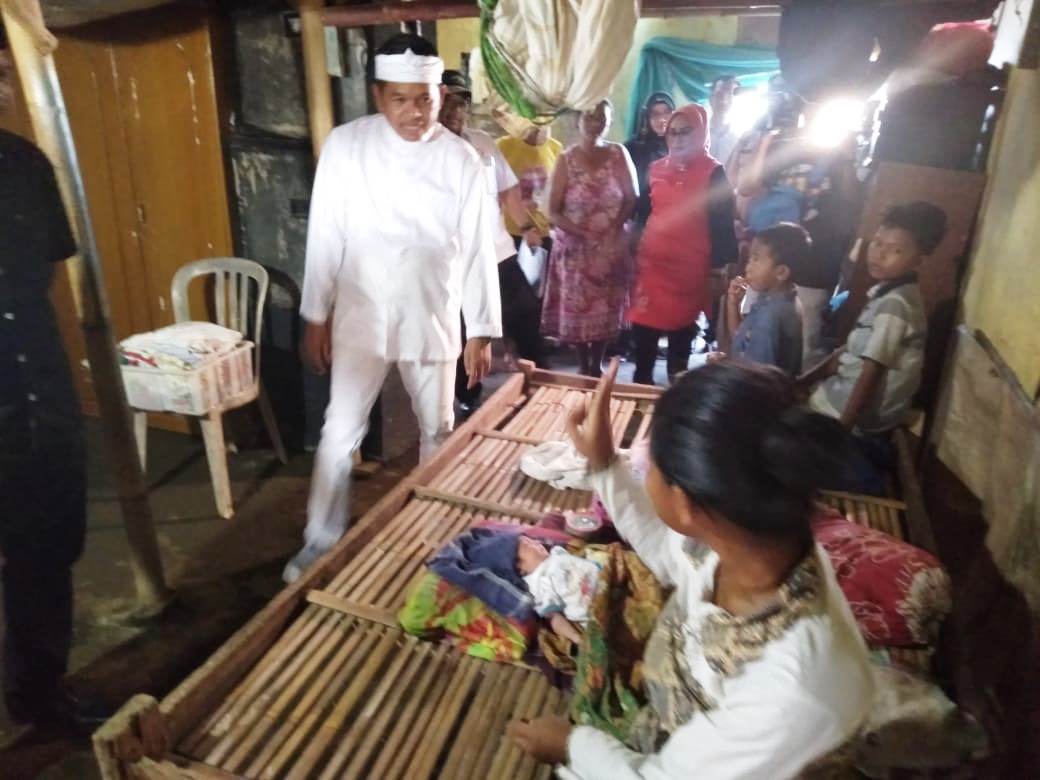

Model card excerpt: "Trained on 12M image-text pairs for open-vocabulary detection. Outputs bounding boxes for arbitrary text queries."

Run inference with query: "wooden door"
[57,6,233,333]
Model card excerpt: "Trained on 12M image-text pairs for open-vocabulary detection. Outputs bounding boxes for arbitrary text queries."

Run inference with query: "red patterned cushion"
[813,510,952,647]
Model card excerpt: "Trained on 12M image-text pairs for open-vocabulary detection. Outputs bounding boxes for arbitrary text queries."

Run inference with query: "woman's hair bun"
[651,362,854,539]
[761,406,852,493]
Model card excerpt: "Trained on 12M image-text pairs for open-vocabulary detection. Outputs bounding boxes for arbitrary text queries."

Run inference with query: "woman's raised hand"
[566,357,619,472]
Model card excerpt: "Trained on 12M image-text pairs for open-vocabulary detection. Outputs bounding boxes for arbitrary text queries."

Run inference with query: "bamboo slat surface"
[173,383,615,778]
[179,618,559,779]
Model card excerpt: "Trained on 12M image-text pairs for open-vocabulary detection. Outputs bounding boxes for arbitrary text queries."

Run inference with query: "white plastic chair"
[133,257,288,518]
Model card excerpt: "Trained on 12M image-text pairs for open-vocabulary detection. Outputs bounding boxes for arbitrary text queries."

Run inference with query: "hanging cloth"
[626,38,780,137]
[479,0,639,121]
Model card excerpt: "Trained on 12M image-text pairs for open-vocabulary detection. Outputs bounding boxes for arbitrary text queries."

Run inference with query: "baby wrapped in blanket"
[516,535,601,644]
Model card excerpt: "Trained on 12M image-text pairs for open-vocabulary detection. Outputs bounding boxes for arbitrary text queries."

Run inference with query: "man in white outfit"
[285,34,502,582]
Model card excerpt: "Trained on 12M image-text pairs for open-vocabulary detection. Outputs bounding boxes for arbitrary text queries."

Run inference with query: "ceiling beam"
[322,0,783,28]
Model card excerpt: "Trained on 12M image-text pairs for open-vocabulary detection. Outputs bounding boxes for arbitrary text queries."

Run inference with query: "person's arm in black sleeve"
[37,152,77,263]
[707,165,738,269]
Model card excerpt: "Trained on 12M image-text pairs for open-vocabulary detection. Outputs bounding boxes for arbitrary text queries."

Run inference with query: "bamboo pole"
[339,642,437,777]
[363,643,450,779]
[314,633,416,778]
[441,663,513,778]
[414,485,544,522]
[235,619,371,776]
[1,2,169,611]
[298,0,334,160]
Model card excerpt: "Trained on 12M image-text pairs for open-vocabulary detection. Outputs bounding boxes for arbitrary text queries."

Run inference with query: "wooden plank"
[439,667,512,779]
[166,757,242,779]
[338,643,440,778]
[489,671,548,779]
[306,590,399,628]
[93,694,168,780]
[633,403,655,443]
[180,605,332,757]
[820,491,909,541]
[470,665,529,777]
[893,428,939,555]
[230,624,370,775]
[390,653,479,780]
[519,359,663,399]
[477,428,544,446]
[413,485,546,523]
[403,658,486,780]
[317,637,427,779]
[820,490,907,511]
[529,380,662,401]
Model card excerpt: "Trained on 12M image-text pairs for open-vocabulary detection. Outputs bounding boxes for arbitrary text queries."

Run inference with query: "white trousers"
[304,356,455,551]
[796,285,830,372]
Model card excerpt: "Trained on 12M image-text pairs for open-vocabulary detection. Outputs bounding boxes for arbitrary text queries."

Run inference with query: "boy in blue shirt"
[723,223,811,376]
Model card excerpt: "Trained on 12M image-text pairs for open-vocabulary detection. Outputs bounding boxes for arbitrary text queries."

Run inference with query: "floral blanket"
[398,571,535,662]
[566,544,668,741]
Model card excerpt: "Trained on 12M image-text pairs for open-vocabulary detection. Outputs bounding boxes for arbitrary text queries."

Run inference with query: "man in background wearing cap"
[286,34,502,582]
[439,69,525,416]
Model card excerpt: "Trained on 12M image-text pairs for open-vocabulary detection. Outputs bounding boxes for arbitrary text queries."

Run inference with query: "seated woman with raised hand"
[509,358,873,779]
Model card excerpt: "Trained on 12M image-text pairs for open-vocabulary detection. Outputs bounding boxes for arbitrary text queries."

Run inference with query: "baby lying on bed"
[516,535,601,644]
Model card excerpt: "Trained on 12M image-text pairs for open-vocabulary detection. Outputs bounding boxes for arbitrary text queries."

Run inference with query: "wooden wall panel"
[99,10,233,326]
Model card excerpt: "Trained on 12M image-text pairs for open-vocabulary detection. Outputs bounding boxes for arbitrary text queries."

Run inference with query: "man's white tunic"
[301,114,502,355]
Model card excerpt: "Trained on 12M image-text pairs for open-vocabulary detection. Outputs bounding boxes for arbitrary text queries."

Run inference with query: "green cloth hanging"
[626,38,780,137]
[479,0,542,121]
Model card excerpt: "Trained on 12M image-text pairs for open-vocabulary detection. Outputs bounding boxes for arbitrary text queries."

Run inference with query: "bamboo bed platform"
[93,364,933,779]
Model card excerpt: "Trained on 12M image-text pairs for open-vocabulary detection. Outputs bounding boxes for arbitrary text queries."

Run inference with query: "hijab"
[666,104,711,162]
[627,92,677,225]
[632,91,677,144]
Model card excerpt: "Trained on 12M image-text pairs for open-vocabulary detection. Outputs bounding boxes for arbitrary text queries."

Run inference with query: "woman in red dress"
[627,104,738,385]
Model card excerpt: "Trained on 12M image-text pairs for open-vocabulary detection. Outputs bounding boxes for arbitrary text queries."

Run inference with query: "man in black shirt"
[0,33,94,727]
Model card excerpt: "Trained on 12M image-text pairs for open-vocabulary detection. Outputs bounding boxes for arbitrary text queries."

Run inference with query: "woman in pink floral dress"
[541,100,638,377]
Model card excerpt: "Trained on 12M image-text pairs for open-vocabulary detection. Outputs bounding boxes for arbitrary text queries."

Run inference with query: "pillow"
[398,571,535,663]
[813,510,952,647]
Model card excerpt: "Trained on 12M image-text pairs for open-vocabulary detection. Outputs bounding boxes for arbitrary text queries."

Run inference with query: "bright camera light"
[727,88,769,138]
[808,97,865,148]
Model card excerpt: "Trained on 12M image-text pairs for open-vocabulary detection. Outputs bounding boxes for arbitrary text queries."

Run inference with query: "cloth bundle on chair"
[131,257,287,519]
[479,0,638,120]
